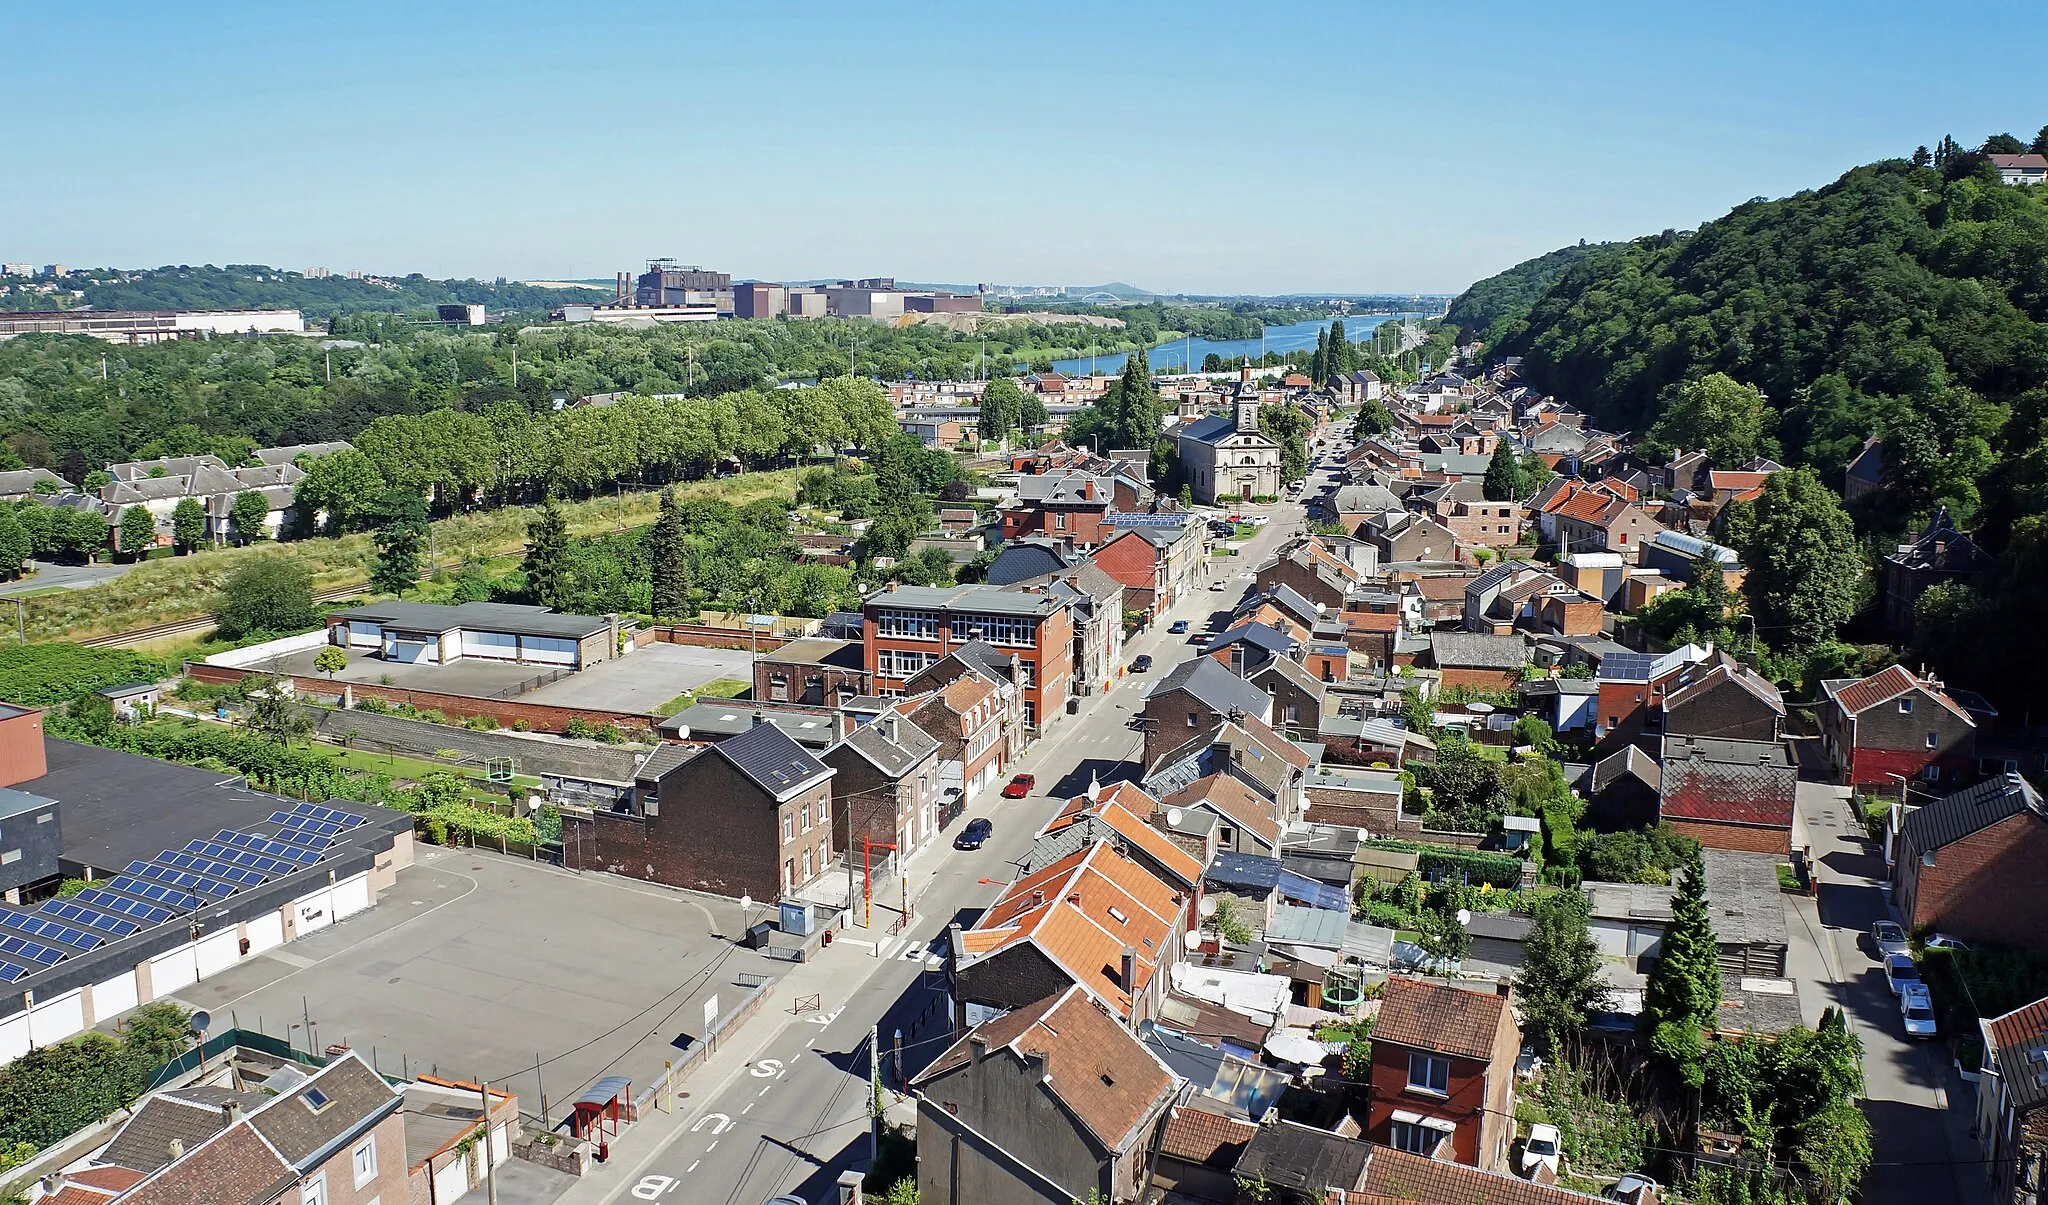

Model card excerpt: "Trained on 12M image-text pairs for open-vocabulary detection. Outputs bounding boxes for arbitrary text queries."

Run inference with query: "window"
[1926,730,1938,749]
[1924,764,1941,782]
[1407,1052,1450,1095]
[1188,711,1199,728]
[300,1173,327,1205]
[802,802,812,832]
[801,848,813,880]
[1898,698,1914,714]
[1389,1120,1440,1155]
[352,1138,377,1188]
[783,814,793,842]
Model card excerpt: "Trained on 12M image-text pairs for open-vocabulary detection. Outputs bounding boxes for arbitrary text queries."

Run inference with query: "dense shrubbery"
[0,645,179,705]
[0,1002,191,1152]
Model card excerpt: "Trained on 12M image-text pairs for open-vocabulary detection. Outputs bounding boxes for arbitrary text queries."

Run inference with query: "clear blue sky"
[5,2,2044,295]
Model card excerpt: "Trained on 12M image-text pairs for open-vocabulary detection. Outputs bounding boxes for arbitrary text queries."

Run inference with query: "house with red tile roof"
[1973,993,2048,1204]
[1658,734,1797,856]
[1034,780,1204,892]
[1364,977,1522,1171]
[1816,664,1977,789]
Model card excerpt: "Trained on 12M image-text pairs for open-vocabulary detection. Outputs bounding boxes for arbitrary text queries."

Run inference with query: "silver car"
[1870,920,1909,959]
[1883,952,1922,996]
[1900,983,1938,1039]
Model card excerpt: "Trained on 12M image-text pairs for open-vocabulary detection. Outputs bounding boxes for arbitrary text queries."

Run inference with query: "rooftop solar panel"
[290,802,366,828]
[213,830,320,864]
[0,908,100,950]
[188,840,301,878]
[1601,652,1655,682]
[0,933,65,965]
[127,860,236,898]
[78,888,177,925]
[39,899,140,938]
[158,850,268,887]
[0,959,28,982]
[282,818,344,840]
[105,876,201,914]
[273,826,331,850]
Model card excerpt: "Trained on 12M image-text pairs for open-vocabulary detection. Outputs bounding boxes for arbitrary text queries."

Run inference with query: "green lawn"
[696,678,751,699]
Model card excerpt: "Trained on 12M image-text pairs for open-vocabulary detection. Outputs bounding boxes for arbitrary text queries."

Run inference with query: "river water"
[1048,311,1437,377]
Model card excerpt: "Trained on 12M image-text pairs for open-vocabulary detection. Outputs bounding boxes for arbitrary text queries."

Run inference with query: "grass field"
[19,470,803,643]
[654,677,752,716]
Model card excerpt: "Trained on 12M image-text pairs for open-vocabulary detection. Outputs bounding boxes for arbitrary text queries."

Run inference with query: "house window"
[301,1174,327,1205]
[802,801,813,832]
[1188,711,1199,728]
[1389,1119,1445,1155]
[1898,698,1913,714]
[352,1138,377,1188]
[1926,730,1938,749]
[1407,1052,1450,1095]
[783,814,793,842]
[802,848,813,881]
[1923,764,1940,782]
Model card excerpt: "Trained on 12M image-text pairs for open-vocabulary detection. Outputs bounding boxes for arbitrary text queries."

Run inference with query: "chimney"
[40,1174,64,1197]
[169,1138,185,1160]
[1496,977,1513,999]
[222,1101,242,1124]
[968,1033,990,1063]
[1120,946,1138,992]
[751,711,768,728]
[885,715,899,744]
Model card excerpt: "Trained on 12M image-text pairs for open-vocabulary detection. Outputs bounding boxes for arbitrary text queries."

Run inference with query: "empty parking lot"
[522,641,753,712]
[174,846,783,1123]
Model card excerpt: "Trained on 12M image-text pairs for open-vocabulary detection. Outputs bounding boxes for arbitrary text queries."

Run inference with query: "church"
[1173,366,1283,504]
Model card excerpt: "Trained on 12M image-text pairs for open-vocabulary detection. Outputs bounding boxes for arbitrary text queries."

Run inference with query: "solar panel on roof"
[0,933,65,965]
[105,876,201,913]
[0,959,28,982]
[39,899,140,938]
[157,850,268,887]
[79,888,177,925]
[275,815,344,840]
[214,830,320,864]
[289,802,365,828]
[1602,652,1655,682]
[0,909,100,950]
[188,841,301,878]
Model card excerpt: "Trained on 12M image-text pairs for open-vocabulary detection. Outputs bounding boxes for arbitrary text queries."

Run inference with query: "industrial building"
[635,259,732,310]
[326,601,626,669]
[0,309,305,344]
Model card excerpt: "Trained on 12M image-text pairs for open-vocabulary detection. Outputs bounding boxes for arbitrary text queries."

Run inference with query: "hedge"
[1359,838,1524,889]
[0,645,181,707]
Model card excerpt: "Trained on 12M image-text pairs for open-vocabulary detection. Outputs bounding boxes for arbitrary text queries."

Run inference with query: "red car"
[1001,774,1035,799]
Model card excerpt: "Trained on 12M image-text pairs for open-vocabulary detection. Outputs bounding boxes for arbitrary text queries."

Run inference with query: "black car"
[954,818,993,850]
[1132,654,1154,672]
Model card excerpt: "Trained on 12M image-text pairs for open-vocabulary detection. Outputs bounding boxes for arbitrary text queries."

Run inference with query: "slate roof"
[246,1053,400,1169]
[115,1123,293,1205]
[1162,772,1282,847]
[253,441,351,466]
[710,720,834,801]
[1985,996,2048,1111]
[1147,655,1271,719]
[1372,977,1513,1061]
[1659,735,1796,829]
[985,541,1074,586]
[1664,663,1785,716]
[1427,631,1527,670]
[1232,1120,1373,1195]
[1590,744,1661,795]
[1899,773,2045,853]
[100,1091,252,1173]
[833,712,939,779]
[1701,848,1789,948]
[1211,621,1299,657]
[1204,849,1284,896]
[1179,414,1275,447]
[916,986,1176,1152]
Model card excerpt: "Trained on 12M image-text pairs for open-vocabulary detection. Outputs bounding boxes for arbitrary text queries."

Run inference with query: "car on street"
[1870,920,1909,959]
[1900,982,1938,1039]
[1521,1123,1562,1178]
[1603,1173,1661,1204]
[1168,619,1190,634]
[1924,933,1971,952]
[1131,654,1154,673]
[1209,579,1227,591]
[953,817,993,850]
[1001,774,1035,799]
[1883,952,1921,995]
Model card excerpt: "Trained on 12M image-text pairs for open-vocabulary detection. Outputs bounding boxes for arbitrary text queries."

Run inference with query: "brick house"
[912,986,1177,1205]
[1364,512,1463,564]
[907,641,1028,797]
[754,636,871,705]
[1879,508,1993,638]
[1817,664,1978,789]
[1973,995,2048,1205]
[823,709,943,863]
[1893,774,2048,951]
[1089,518,1205,621]
[570,719,836,900]
[865,583,1075,731]
[1141,657,1274,769]
[1248,655,1326,740]
[1658,734,1797,855]
[1661,662,1785,743]
[1415,479,1523,549]
[1425,632,1527,691]
[1365,977,1522,1170]
[1553,490,1665,562]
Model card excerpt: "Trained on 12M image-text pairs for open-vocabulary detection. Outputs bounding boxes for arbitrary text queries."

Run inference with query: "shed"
[1500,814,1540,853]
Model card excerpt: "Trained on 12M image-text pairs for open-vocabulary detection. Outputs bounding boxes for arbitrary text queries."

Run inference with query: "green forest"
[1451,148,2048,709]
[1441,243,1612,345]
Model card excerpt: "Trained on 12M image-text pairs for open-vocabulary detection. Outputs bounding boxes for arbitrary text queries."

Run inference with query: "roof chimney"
[40,1174,64,1197]
[222,1101,242,1124]
[1121,946,1138,992]
[751,711,768,728]
[969,1033,990,1063]
[169,1138,185,1160]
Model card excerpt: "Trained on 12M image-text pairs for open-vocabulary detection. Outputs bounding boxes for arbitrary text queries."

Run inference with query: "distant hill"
[3,265,612,323]
[1443,243,1613,343]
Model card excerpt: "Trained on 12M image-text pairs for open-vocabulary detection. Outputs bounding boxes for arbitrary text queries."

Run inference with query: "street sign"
[703,995,718,1032]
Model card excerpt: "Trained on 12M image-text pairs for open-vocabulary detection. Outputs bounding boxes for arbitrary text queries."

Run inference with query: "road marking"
[686,1162,698,1175]
[689,1113,731,1135]
[630,1174,678,1199]
[805,1006,843,1027]
[750,1058,783,1077]
[742,1102,754,1114]
[758,1084,772,1096]
[706,1139,718,1152]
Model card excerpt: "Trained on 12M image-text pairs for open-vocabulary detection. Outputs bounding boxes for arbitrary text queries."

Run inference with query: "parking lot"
[174,846,785,1125]
[522,641,753,712]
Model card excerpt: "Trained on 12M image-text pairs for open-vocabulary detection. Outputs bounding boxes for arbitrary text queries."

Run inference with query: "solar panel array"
[126,860,236,899]
[106,875,204,913]
[0,933,68,966]
[39,898,140,938]
[0,959,28,982]
[77,888,176,926]
[213,830,320,865]
[0,908,101,950]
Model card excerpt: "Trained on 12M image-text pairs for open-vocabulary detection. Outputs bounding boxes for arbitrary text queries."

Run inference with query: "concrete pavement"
[556,494,1314,1204]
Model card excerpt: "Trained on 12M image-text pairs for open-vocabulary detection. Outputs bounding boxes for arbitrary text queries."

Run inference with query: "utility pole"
[478,1081,499,1205]
[511,344,517,388]
[325,350,331,382]
[869,1023,881,1168]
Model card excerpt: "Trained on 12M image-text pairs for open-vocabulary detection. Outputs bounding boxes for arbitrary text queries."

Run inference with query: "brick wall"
[568,755,834,900]
[642,624,796,653]
[1305,785,1400,833]
[1366,1044,1492,1167]
[1895,812,2048,946]
[1666,818,1790,857]
[1438,667,1519,692]
[188,663,656,738]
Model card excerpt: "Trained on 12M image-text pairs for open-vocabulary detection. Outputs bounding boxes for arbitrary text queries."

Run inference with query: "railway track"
[75,584,369,649]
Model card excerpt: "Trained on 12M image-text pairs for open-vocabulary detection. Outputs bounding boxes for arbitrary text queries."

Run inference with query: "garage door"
[347,621,383,648]
[149,948,197,996]
[31,990,84,1044]
[92,972,138,1021]
[245,911,284,954]
[461,630,518,661]
[386,638,432,664]
[522,636,578,666]
[195,930,240,977]
[333,874,370,920]
[433,1154,469,1204]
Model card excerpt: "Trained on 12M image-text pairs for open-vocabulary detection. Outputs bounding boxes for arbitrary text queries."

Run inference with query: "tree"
[213,556,317,639]
[1982,132,2026,155]
[1739,469,1866,650]
[314,646,347,679]
[1516,890,1610,1054]
[117,505,155,560]
[523,497,569,610]
[1017,390,1048,432]
[1325,319,1351,378]
[2033,125,2048,156]
[170,496,206,553]
[1310,327,1329,385]
[1910,145,1932,168]
[1646,373,1774,465]
[1483,440,1521,501]
[978,378,1026,440]
[244,677,312,744]
[0,506,29,579]
[369,489,427,596]
[228,490,270,544]
[1641,847,1719,1088]
[293,448,386,535]
[1353,400,1393,438]
[1258,403,1310,484]
[646,487,689,620]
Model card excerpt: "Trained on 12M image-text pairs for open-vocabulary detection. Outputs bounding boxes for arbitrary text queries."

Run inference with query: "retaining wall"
[187,662,658,740]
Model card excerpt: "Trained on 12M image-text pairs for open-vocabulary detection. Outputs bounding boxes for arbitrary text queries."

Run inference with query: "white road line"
[687,1161,699,1174]
[758,1084,771,1096]
[742,1102,754,1114]
[706,1140,718,1152]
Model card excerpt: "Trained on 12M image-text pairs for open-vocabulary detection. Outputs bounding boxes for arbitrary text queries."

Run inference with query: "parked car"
[1209,580,1227,591]
[1883,952,1921,995]
[1869,920,1909,959]
[1924,933,1971,952]
[953,818,993,850]
[1604,1173,1661,1204]
[1131,654,1154,673]
[1001,774,1035,799]
[1900,983,1938,1040]
[1521,1123,1562,1178]
[1168,619,1190,634]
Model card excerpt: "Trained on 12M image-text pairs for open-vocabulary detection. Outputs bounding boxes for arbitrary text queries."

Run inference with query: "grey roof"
[1212,622,1298,657]
[658,703,838,748]
[711,720,834,801]
[1427,631,1528,670]
[833,713,940,779]
[102,1090,253,1172]
[0,786,54,822]
[1334,482,1404,514]
[1266,584,1323,625]
[1178,414,1275,447]
[0,467,72,496]
[949,639,1018,681]
[1591,744,1661,794]
[1232,1120,1373,1195]
[331,600,612,640]
[1265,904,1348,949]
[1582,879,1674,924]
[759,636,864,669]
[986,542,1075,586]
[1701,849,1788,948]
[870,583,1066,617]
[1900,772,2044,853]
[253,441,352,466]
[1147,656,1271,719]
[245,1053,400,1171]
[1717,974,1803,1036]
[1466,913,1534,942]
[635,743,699,782]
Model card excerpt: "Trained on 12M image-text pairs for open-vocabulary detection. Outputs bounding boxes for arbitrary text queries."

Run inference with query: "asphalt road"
[607,483,1319,1205]
[0,558,138,595]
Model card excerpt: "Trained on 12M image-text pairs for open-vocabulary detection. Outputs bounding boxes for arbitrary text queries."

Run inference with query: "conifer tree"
[523,497,569,610]
[647,487,689,620]
[1641,847,1719,1088]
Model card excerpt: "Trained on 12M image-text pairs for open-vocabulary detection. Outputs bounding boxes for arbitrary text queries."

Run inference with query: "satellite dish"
[1456,909,1472,927]
[1198,896,1219,919]
[739,895,753,914]
[1183,929,1203,952]
[189,1010,211,1035]
[1165,807,1185,827]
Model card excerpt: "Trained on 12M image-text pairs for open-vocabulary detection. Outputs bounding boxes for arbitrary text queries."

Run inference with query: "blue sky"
[4,2,2044,295]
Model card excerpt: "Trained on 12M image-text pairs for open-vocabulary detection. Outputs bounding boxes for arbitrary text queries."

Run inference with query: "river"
[1047,311,1438,377]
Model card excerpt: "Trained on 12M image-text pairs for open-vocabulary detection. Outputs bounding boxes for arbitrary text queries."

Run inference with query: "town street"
[579,487,1318,1204]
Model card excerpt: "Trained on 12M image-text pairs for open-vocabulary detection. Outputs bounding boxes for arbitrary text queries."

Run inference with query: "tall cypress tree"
[1641,847,1719,1088]
[369,489,427,597]
[1311,328,1328,385]
[646,487,689,620]
[523,497,569,610]
[1326,319,1350,378]
[1483,441,1522,501]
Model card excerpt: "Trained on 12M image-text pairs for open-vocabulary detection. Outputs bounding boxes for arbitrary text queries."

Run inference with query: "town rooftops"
[329,600,613,640]
[1664,661,1785,715]
[1984,996,2048,1111]
[1988,152,2048,171]
[1211,621,1299,657]
[1361,1143,1608,1205]
[252,440,351,466]
[1231,1120,1372,1196]
[658,702,839,748]
[710,720,834,801]
[1147,655,1272,720]
[1821,663,1975,723]
[99,1086,271,1173]
[759,636,863,669]
[1156,1105,1260,1166]
[833,711,939,779]
[1037,781,1203,888]
[1583,878,1674,924]
[1659,735,1796,829]
[1373,976,1512,1061]
[1900,772,2045,853]
[868,582,1068,618]
[1701,848,1790,948]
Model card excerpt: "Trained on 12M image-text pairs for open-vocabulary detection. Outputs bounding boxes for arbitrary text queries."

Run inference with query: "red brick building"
[864,583,1074,731]
[1365,977,1522,1170]
[1817,664,1977,789]
[1658,734,1797,855]
[1892,774,2048,951]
